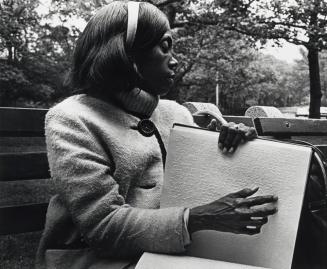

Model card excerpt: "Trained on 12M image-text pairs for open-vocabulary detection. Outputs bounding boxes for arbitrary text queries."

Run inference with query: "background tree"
[2,0,325,116]
[0,0,81,107]
[183,0,327,118]
[162,0,313,114]
[171,25,260,114]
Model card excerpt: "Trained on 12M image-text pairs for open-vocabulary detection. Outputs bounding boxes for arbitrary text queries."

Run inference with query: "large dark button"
[137,119,155,137]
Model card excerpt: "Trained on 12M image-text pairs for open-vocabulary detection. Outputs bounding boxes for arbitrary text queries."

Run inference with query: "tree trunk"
[308,47,322,118]
[7,45,13,63]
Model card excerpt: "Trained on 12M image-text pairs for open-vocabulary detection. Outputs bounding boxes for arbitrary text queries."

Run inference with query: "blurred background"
[1,0,327,117]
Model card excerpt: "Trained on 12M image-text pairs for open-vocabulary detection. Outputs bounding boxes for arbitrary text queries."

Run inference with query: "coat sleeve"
[45,107,189,259]
[177,103,198,127]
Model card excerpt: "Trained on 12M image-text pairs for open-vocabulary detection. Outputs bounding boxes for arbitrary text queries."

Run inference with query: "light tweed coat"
[36,94,194,269]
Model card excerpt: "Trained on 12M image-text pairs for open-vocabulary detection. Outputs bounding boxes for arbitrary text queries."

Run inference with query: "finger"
[228,187,259,198]
[218,124,229,149]
[240,217,268,226]
[242,226,261,235]
[240,195,278,207]
[222,128,237,152]
[244,127,257,140]
[229,131,243,153]
[207,119,217,131]
[251,216,268,226]
[240,204,278,217]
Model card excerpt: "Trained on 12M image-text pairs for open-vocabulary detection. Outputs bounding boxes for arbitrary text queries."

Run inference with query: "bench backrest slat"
[0,107,47,137]
[193,114,254,128]
[254,117,327,136]
[0,152,50,181]
[223,116,254,127]
[1,107,49,234]
[0,203,48,235]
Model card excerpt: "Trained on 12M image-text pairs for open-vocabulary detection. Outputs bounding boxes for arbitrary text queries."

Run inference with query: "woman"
[36,1,278,268]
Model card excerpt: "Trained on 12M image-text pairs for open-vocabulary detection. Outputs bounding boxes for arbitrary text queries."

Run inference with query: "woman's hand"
[208,119,257,153]
[188,187,278,236]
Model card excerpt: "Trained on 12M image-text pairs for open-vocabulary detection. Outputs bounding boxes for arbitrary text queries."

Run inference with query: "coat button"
[137,119,155,137]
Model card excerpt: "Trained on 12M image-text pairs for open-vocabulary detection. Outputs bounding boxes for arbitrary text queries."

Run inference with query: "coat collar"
[115,88,159,119]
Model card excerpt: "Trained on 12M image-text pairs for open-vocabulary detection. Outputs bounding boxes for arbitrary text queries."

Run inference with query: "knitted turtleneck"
[115,88,160,119]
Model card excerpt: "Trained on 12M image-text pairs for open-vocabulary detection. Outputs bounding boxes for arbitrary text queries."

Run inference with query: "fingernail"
[273,195,278,201]
[218,143,223,149]
[252,187,259,192]
[228,147,234,153]
[222,147,227,154]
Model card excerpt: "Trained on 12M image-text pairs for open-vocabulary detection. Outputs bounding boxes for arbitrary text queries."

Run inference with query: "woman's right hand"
[188,187,278,236]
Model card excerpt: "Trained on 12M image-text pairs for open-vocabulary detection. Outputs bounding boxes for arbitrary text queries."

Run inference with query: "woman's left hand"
[207,120,257,153]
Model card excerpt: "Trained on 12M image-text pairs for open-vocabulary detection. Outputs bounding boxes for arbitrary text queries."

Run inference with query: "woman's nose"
[168,56,178,70]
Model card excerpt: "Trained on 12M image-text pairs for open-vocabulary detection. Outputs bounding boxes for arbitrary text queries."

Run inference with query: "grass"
[0,232,42,269]
[0,180,54,269]
[0,136,52,268]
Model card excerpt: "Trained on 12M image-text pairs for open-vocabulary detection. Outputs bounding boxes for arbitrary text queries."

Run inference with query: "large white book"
[137,124,312,269]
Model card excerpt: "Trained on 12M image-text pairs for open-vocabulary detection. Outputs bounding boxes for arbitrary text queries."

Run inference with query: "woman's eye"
[160,40,170,53]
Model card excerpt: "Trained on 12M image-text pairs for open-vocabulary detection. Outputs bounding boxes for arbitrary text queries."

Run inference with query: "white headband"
[126,1,140,50]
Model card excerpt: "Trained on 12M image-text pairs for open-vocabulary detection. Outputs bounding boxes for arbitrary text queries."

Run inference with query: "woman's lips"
[165,73,175,85]
[168,73,175,79]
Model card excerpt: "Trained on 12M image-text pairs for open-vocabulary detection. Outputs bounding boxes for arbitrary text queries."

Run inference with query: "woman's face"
[135,31,178,96]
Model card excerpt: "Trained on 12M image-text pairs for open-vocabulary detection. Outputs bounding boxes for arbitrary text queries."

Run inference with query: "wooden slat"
[0,137,46,153]
[0,152,50,181]
[0,107,48,137]
[193,115,254,128]
[223,116,254,127]
[0,203,48,235]
[254,117,327,136]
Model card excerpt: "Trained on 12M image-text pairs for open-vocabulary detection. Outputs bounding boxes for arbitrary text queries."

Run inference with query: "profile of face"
[134,30,178,96]
[70,2,179,96]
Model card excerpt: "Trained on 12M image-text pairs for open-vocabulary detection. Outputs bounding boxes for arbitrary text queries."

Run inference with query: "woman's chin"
[158,80,174,96]
[144,85,171,96]
[157,86,172,96]
[159,89,171,97]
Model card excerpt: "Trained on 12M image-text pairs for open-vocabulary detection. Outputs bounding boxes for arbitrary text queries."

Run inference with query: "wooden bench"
[1,105,327,268]
[0,107,254,236]
[2,106,327,235]
[0,107,50,235]
[192,110,327,154]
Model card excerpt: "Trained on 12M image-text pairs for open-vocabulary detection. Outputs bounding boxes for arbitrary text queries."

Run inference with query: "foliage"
[0,0,40,62]
[1,0,326,116]
[0,0,80,107]
[171,24,259,114]
[181,0,327,117]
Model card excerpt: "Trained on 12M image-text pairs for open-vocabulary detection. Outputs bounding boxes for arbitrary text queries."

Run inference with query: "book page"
[160,125,312,269]
[136,253,270,269]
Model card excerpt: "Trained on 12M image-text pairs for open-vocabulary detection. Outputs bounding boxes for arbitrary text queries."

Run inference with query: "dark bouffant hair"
[67,1,169,95]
